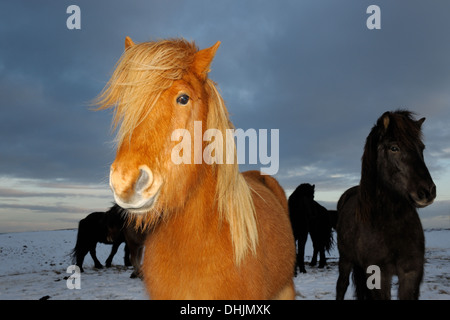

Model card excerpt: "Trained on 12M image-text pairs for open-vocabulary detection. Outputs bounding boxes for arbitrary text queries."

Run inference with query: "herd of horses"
[71,37,436,299]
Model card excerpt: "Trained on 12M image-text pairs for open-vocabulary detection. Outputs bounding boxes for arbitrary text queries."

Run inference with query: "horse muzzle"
[109,164,162,214]
[409,183,436,208]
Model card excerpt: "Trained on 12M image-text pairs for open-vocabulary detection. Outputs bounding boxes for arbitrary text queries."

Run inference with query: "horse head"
[96,38,221,217]
[361,110,436,208]
[296,183,315,200]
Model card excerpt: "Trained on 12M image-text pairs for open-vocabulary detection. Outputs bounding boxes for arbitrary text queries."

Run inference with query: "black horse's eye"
[176,94,190,106]
[390,145,400,152]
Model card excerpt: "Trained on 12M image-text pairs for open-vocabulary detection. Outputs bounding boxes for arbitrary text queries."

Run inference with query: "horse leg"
[318,247,326,268]
[130,246,144,279]
[128,243,144,278]
[298,233,308,273]
[292,240,298,276]
[336,256,352,300]
[353,264,370,299]
[397,268,423,300]
[89,244,103,269]
[368,268,392,300]
[124,243,132,266]
[310,247,318,266]
[75,249,88,273]
[105,242,120,267]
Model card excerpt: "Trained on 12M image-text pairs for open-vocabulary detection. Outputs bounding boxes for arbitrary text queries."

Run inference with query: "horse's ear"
[380,112,390,130]
[417,117,426,127]
[192,41,221,80]
[125,36,135,50]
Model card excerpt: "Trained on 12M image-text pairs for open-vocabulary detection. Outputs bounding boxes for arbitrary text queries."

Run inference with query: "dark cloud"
[0,0,449,210]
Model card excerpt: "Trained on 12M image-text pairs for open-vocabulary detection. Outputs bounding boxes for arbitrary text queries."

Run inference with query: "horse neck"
[360,180,418,222]
[166,167,220,234]
[297,196,314,217]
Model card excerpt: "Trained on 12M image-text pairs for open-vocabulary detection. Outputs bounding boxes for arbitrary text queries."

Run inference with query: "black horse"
[336,110,436,300]
[288,183,335,275]
[72,204,148,277]
[71,205,131,270]
[72,204,130,272]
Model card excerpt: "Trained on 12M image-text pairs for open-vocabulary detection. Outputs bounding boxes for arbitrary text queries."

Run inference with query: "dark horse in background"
[336,110,436,300]
[71,204,146,278]
[289,183,336,275]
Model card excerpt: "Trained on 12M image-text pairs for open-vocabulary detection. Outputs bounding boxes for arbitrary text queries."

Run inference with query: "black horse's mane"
[357,110,424,219]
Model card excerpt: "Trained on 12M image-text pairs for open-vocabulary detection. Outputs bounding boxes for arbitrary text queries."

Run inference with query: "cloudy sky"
[1,0,449,232]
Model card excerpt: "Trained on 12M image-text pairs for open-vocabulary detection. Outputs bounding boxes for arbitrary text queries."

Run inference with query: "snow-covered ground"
[0,229,448,300]
[293,229,450,300]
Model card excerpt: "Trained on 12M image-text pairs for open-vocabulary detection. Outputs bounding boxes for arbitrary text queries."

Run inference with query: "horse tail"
[324,227,335,253]
[324,209,335,253]
[328,210,338,230]
[71,218,87,264]
[313,203,335,253]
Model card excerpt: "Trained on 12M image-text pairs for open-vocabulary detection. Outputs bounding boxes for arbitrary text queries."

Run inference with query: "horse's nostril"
[430,184,437,198]
[417,189,426,200]
[417,184,436,201]
[109,164,157,209]
[135,168,150,193]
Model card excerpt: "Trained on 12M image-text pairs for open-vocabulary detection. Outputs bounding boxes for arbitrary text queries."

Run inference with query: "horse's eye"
[176,94,190,106]
[390,145,400,152]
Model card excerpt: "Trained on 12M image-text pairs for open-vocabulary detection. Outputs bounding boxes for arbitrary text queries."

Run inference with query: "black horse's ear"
[417,117,425,128]
[378,112,390,131]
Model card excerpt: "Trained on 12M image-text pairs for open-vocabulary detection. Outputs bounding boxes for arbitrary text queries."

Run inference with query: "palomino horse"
[96,37,295,299]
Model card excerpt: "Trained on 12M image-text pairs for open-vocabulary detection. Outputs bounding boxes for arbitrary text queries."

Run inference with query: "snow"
[0,229,147,300]
[0,229,448,300]
[294,229,450,300]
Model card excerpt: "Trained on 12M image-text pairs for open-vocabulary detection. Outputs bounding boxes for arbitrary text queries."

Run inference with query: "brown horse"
[95,37,295,299]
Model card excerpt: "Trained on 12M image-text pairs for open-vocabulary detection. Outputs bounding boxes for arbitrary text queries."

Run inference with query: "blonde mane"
[95,39,197,146]
[95,39,258,264]
[205,80,258,264]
